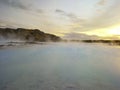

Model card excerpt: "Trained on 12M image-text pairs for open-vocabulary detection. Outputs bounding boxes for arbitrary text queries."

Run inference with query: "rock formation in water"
[0,28,61,42]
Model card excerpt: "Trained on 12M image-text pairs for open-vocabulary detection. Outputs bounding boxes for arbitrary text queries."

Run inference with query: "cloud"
[0,19,30,28]
[56,9,77,20]
[63,32,101,40]
[55,9,86,31]
[55,9,84,22]
[91,0,120,29]
[0,0,44,14]
[35,9,44,13]
[0,0,31,10]
[55,9,75,20]
[55,1,120,33]
[56,9,65,14]
[97,0,108,6]
[63,32,120,40]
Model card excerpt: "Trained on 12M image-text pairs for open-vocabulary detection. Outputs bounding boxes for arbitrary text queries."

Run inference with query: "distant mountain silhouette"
[0,28,61,42]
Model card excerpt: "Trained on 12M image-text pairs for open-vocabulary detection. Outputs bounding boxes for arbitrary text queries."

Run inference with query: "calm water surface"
[0,43,120,90]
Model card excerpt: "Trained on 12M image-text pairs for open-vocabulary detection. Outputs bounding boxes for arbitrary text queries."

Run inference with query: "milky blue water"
[0,43,120,90]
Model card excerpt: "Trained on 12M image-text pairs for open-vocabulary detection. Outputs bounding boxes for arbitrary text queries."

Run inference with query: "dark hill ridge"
[0,28,61,42]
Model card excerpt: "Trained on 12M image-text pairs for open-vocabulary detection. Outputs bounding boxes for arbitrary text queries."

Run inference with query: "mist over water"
[0,43,120,90]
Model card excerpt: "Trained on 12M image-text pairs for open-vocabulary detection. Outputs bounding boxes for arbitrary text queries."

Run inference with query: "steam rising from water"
[0,43,120,90]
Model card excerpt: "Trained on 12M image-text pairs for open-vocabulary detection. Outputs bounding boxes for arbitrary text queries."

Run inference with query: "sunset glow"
[0,0,120,39]
[108,26,120,35]
[81,25,120,39]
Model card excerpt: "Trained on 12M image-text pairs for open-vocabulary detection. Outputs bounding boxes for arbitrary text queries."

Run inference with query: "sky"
[0,0,120,39]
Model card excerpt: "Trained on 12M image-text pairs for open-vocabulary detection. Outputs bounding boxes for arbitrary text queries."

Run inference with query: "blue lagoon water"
[0,43,120,90]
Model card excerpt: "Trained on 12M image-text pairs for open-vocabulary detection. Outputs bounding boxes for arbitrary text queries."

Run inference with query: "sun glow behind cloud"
[108,26,120,35]
[80,25,120,40]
